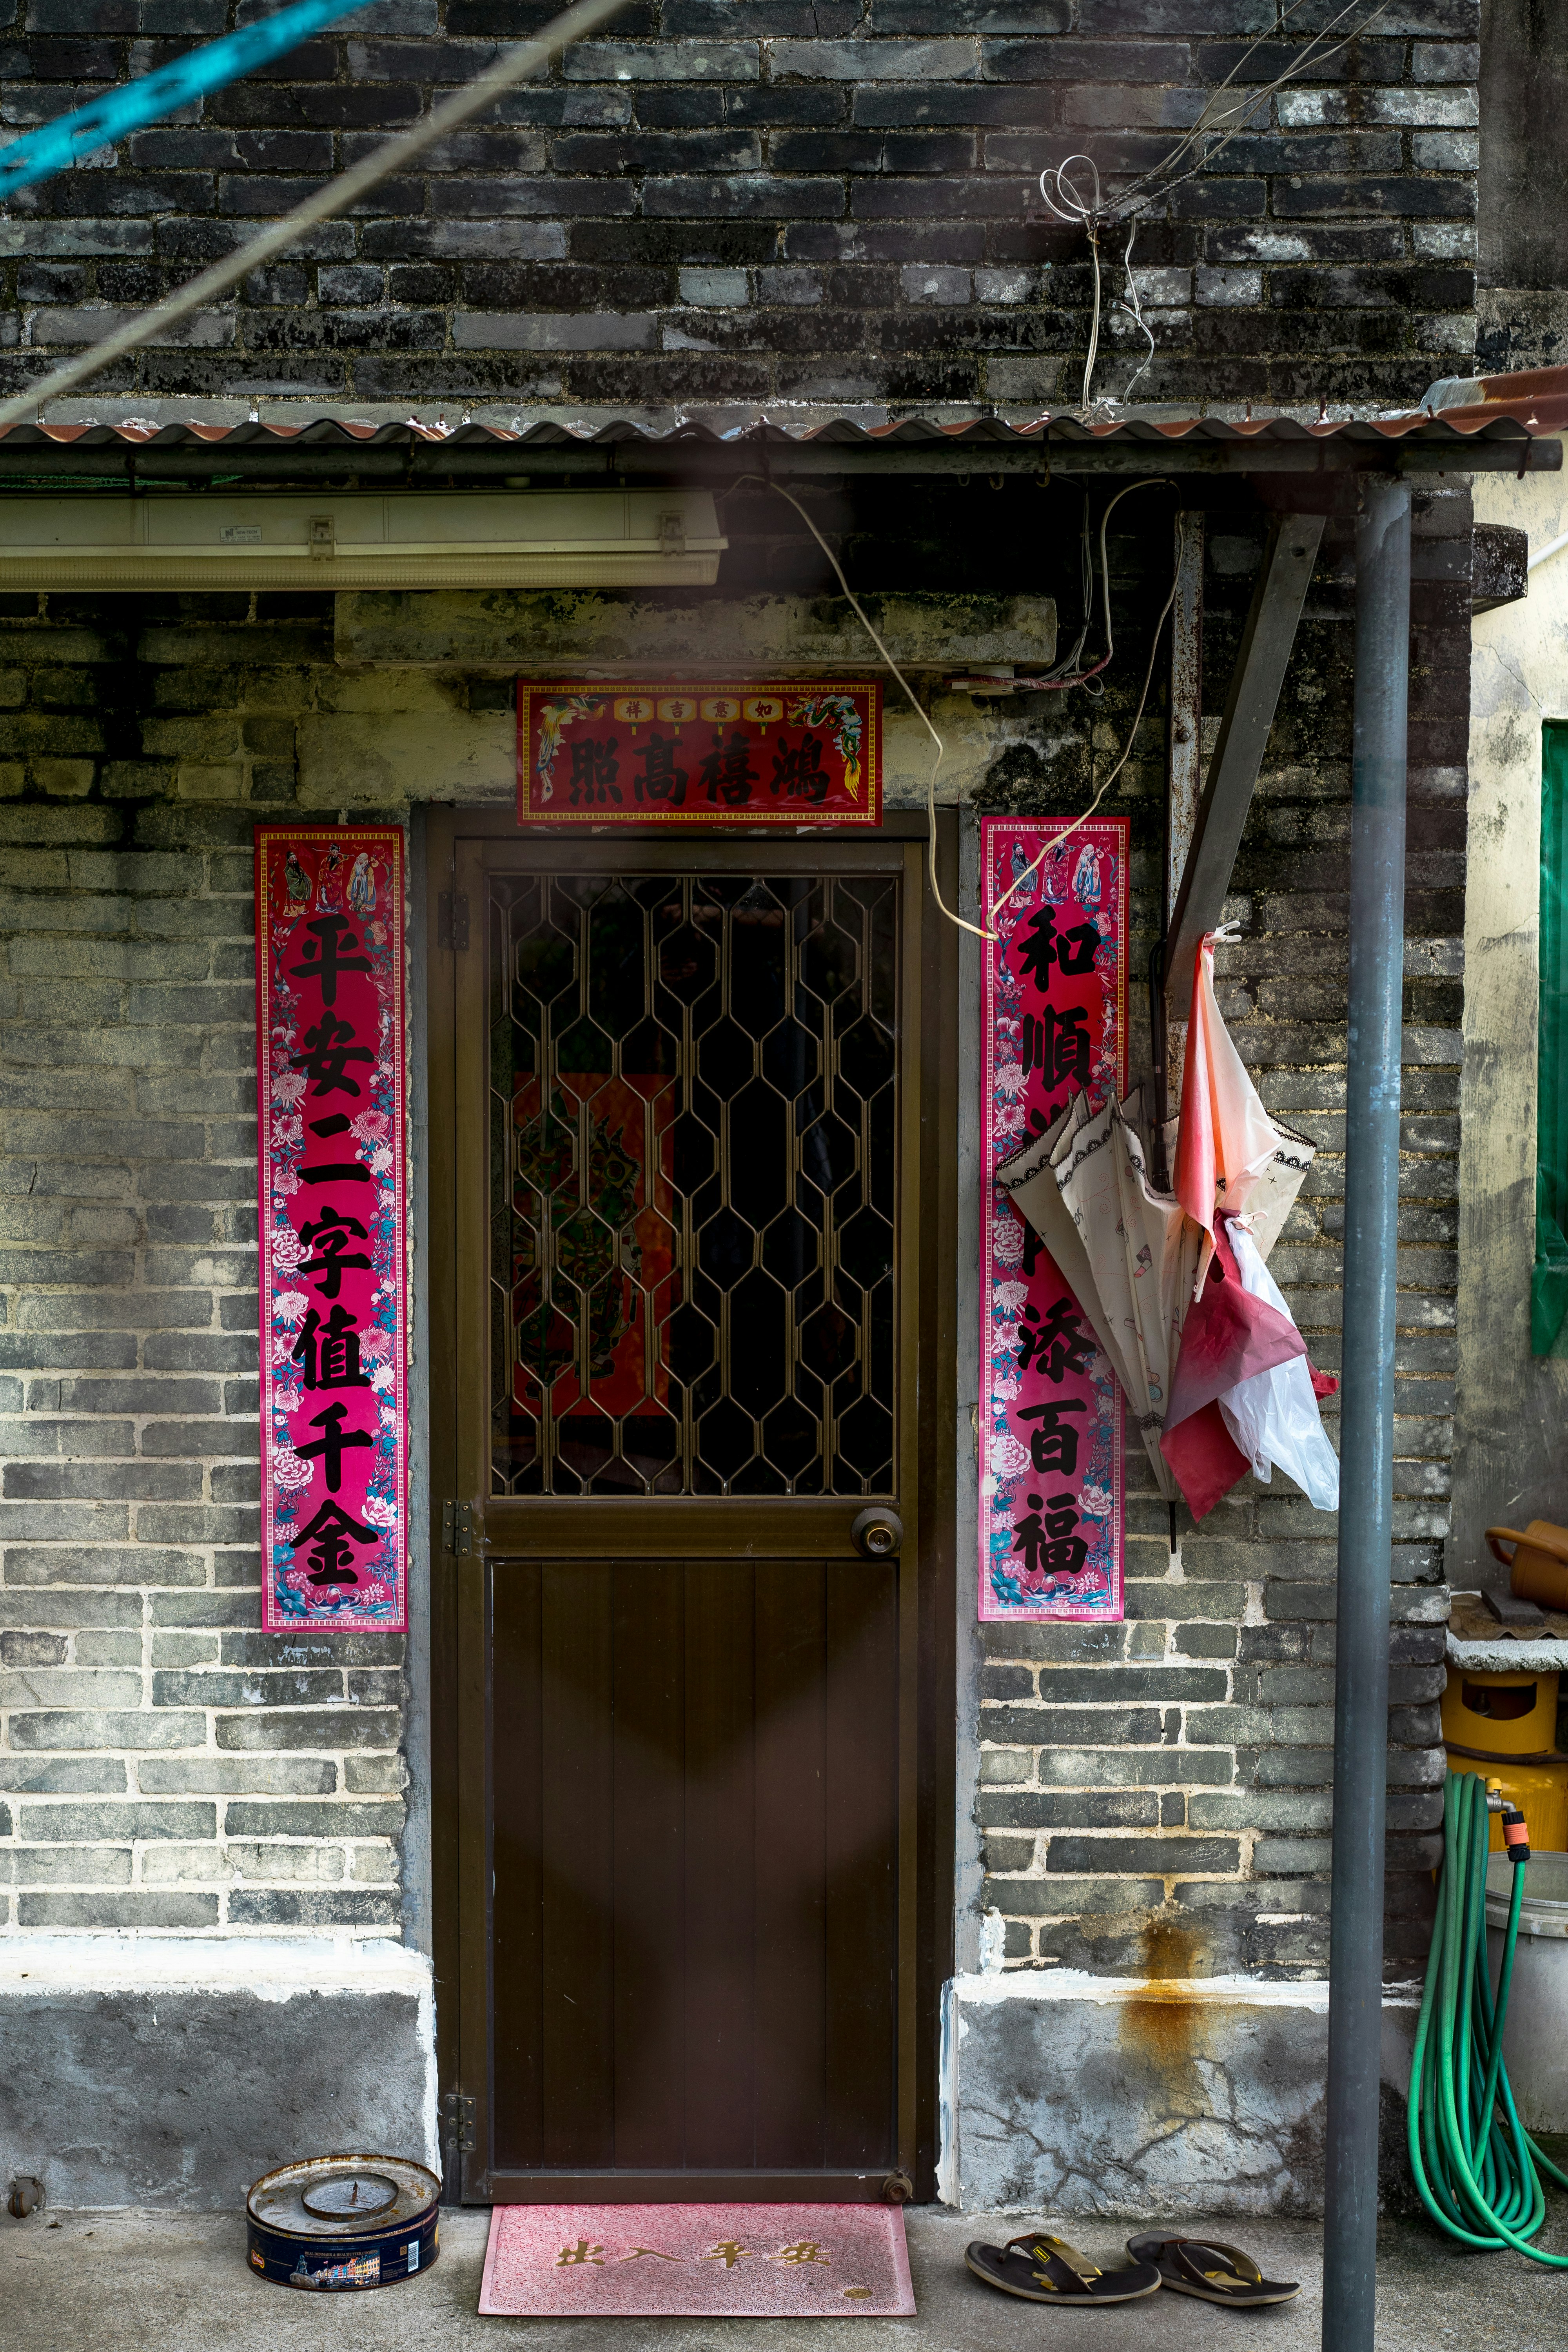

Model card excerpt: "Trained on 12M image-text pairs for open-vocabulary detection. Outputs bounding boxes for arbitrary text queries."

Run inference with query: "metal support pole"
[1321,475,1411,2352]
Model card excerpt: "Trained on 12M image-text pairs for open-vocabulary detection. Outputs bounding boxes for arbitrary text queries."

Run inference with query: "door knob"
[851,1507,903,1559]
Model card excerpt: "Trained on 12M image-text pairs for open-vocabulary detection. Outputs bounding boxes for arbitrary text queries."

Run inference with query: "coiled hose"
[1408,1767,1568,2262]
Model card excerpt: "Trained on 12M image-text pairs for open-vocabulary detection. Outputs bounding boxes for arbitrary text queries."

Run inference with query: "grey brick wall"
[0,479,1463,1960]
[975,488,1465,1981]
[0,4,1478,419]
[0,652,408,1933]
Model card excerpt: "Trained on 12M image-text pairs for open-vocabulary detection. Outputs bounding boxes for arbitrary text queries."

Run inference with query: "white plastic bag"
[1217,1223,1340,1512]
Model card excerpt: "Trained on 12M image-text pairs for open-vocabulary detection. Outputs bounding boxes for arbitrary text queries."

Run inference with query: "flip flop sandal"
[1124,2235,1300,2308]
[965,2232,1162,2305]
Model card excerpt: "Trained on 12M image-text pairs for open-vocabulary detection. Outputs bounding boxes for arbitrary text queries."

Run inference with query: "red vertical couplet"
[978,817,1129,1624]
[256,827,408,1633]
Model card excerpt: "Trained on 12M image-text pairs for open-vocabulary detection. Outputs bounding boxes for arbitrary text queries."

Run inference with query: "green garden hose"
[1407,1767,1568,2263]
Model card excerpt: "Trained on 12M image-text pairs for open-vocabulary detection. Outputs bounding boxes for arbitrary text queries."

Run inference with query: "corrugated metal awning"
[0,365,1561,480]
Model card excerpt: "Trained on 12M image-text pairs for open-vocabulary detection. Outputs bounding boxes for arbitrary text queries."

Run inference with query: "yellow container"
[1440,1666,1560,1759]
[1446,1752,1568,1854]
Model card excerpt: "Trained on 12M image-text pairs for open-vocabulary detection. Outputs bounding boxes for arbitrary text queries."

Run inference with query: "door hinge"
[442,1500,476,1557]
[439,2090,476,2152]
[437,889,470,951]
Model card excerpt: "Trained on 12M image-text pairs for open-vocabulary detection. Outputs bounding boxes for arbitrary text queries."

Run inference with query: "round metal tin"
[245,2153,441,2291]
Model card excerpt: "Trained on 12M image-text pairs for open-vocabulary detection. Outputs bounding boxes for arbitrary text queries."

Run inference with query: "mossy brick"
[1032,1745,1234,1788]
[0,1415,135,1461]
[227,1888,399,1927]
[136,1844,237,1886]
[0,1757,127,1793]
[151,1669,346,1709]
[18,1800,216,1839]
[343,1754,409,1795]
[983,1621,1127,1662]
[1253,1836,1335,1874]
[1030,1666,1229,1703]
[1191,1789,1334,1832]
[16,1845,135,1886]
[143,1333,256,1371]
[16,1292,212,1334]
[1124,1579,1245,1620]
[9,1709,205,1751]
[140,1419,258,1460]
[982,1791,1162,1831]
[1,1544,205,1587]
[0,1506,134,1546]
[222,1840,347,1883]
[0,804,121,847]
[987,1875,1166,1917]
[138,1757,338,1795]
[148,1590,264,1628]
[981,1705,1165,1747]
[74,1633,143,1668]
[135,1506,258,1544]
[19,1891,220,1927]
[0,1632,66,1671]
[50,1377,221,1415]
[0,1592,142,1630]
[4,1462,202,1503]
[1046,1835,1241,1875]
[214,1707,402,1751]
[0,1668,142,1708]
[223,1800,404,1837]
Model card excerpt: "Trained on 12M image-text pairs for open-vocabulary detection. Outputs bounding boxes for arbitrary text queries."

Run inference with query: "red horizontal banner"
[516,680,881,825]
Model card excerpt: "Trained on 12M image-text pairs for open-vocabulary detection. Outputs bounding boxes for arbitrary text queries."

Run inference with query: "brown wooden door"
[432,824,953,2204]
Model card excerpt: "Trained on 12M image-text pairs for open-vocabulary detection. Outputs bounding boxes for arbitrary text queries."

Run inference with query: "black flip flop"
[965,2232,1162,2305]
[1124,2234,1299,2307]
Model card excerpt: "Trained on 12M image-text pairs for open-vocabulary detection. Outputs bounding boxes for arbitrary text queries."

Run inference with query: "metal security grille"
[488,870,898,1497]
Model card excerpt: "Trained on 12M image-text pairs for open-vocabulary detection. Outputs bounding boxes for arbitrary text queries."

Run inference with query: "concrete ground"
[6,2204,1568,2351]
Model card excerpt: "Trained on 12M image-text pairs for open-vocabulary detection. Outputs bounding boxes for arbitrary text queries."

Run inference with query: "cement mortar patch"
[0,1937,437,2207]
[332,589,1058,674]
[947,1976,1417,2218]
[295,674,1029,809]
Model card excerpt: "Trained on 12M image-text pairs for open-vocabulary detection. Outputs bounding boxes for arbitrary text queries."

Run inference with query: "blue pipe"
[0,0,370,203]
[1319,475,1412,2352]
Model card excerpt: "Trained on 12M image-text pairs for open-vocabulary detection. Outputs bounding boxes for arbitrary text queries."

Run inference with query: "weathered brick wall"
[975,486,1466,1979]
[2,4,1477,419]
[0,481,1465,1960]
[0,594,410,1934]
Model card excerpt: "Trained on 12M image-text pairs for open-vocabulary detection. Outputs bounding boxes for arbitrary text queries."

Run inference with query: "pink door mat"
[478,2201,916,2318]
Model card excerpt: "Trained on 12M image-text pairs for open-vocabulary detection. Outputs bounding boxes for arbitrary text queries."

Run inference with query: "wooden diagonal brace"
[1163,511,1326,1019]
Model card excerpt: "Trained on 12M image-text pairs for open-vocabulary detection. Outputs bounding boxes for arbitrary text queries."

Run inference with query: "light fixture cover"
[0,488,727,589]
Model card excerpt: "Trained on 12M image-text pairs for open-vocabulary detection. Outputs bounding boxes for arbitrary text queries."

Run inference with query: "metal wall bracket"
[442,1500,476,1557]
[439,2090,476,2152]
[1164,512,1326,1019]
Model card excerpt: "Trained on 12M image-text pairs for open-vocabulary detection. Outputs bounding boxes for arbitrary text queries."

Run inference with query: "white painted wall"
[1454,472,1568,1570]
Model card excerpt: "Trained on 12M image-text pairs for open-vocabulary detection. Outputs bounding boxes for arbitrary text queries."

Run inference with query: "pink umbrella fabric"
[1174,924,1286,1300]
[1160,1218,1308,1518]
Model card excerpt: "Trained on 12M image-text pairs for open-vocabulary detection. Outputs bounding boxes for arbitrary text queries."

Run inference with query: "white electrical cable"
[744,477,987,942]
[991,505,1187,922]
[0,0,632,431]
[723,473,1181,942]
[1528,529,1568,573]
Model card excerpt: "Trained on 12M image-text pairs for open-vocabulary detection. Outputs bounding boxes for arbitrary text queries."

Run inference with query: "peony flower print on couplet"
[979,816,1129,1624]
[256,827,407,1633]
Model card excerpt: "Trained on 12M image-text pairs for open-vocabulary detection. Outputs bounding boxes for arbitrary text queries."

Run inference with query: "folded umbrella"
[1174,923,1317,1294]
[999,1088,1194,1503]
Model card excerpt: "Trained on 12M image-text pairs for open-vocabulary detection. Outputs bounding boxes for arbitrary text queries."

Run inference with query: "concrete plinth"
[944,1973,1418,2217]
[0,1938,438,2210]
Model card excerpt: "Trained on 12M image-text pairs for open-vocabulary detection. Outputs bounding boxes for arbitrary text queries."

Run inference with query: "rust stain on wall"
[1115,1915,1208,2078]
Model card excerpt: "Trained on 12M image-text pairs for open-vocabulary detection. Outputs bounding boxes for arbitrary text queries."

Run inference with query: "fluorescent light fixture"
[0,488,727,589]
